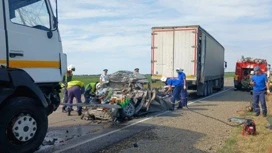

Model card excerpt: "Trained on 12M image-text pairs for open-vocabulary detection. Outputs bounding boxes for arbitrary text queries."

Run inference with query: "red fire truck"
[234,57,270,90]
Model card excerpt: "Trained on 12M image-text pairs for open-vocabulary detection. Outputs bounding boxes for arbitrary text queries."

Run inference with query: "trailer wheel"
[219,79,224,90]
[204,83,208,96]
[0,97,48,153]
[207,82,211,95]
[209,81,213,95]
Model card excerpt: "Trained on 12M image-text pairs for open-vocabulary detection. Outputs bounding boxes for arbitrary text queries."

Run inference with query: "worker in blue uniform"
[161,70,183,111]
[176,68,187,108]
[250,66,270,117]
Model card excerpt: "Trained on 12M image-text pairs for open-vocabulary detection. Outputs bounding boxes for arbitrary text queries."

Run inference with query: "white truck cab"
[0,0,66,152]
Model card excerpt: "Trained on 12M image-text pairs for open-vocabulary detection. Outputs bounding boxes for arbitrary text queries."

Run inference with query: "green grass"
[73,75,100,85]
[217,127,240,153]
[225,72,235,78]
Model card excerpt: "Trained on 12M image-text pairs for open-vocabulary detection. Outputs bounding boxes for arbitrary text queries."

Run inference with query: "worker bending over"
[66,80,85,116]
[161,76,182,110]
[84,82,99,103]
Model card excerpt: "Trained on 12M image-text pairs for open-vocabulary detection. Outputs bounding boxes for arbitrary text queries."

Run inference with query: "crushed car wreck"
[61,71,172,123]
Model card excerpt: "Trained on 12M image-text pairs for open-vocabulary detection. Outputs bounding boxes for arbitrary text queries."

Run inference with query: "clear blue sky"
[57,0,272,75]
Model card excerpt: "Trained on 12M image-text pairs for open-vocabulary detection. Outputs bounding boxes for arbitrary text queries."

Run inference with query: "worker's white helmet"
[176,68,183,72]
[161,76,168,82]
[67,64,75,71]
[96,83,101,89]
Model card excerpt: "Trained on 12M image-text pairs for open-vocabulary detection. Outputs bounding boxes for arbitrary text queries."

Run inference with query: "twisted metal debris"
[81,71,170,122]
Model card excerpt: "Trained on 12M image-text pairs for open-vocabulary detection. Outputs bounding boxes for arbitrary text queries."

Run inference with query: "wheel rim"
[123,103,135,117]
[10,113,37,142]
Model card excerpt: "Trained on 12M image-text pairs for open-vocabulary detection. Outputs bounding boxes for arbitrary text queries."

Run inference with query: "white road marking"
[54,88,232,153]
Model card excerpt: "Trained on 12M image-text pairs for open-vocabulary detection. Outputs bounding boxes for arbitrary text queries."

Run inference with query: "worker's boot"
[62,107,67,113]
[177,101,183,109]
[170,104,175,111]
[78,111,82,116]
[67,108,71,116]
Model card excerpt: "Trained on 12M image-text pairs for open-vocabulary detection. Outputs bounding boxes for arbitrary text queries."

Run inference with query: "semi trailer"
[151,25,226,96]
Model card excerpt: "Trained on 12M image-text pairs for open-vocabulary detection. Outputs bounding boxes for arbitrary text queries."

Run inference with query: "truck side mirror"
[224,62,227,68]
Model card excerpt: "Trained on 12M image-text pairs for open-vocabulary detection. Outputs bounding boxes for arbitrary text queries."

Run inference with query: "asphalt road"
[36,79,252,153]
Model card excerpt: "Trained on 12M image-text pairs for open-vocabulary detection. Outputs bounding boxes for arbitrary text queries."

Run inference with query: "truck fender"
[3,69,48,108]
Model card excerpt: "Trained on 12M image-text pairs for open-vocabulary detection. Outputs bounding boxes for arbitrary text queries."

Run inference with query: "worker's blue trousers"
[170,85,182,103]
[179,89,188,107]
[67,86,84,112]
[253,90,267,115]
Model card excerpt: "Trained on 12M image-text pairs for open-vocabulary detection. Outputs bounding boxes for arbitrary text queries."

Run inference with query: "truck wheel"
[204,83,208,96]
[209,81,213,94]
[220,79,224,90]
[207,82,211,95]
[0,97,48,153]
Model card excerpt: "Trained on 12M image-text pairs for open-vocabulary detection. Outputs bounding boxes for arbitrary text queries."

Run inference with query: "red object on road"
[242,119,256,136]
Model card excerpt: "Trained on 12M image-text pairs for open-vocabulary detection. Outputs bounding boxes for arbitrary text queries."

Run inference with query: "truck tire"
[209,81,213,95]
[204,83,208,97]
[220,79,224,90]
[0,97,48,153]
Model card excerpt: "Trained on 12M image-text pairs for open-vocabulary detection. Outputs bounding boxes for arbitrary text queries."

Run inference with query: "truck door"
[152,30,174,78]
[0,1,7,67]
[5,0,63,83]
[173,29,197,79]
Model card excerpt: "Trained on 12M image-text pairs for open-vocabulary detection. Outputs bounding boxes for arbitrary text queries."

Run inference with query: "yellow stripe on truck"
[0,60,60,68]
[0,60,6,64]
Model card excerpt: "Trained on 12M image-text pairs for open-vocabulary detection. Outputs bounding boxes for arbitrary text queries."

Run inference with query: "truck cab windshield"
[9,0,50,31]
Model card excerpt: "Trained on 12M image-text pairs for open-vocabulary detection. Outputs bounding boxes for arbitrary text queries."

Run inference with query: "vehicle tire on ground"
[0,97,48,153]
[121,102,135,118]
